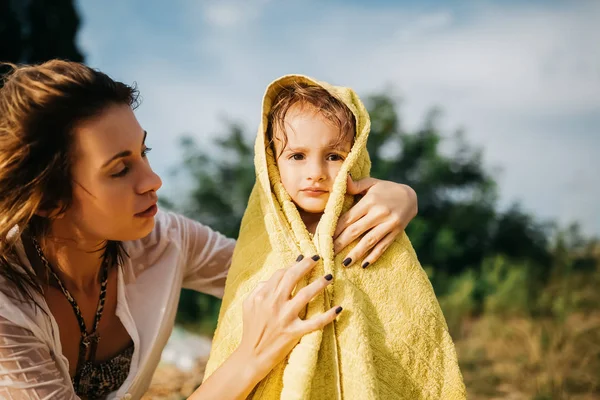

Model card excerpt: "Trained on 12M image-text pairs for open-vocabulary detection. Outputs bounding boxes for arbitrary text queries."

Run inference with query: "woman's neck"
[37,221,107,293]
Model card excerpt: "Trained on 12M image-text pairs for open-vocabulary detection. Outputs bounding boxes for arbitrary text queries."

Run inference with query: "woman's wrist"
[188,343,264,400]
[231,341,266,387]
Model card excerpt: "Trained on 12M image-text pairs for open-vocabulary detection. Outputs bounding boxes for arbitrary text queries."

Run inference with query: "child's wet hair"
[266,82,356,157]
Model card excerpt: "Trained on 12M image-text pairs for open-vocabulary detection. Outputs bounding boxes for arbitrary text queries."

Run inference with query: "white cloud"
[200,0,273,28]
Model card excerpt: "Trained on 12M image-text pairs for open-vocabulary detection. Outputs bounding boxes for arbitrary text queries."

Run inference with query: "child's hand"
[333,176,418,268]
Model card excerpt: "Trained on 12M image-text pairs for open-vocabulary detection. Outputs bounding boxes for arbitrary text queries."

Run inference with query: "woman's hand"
[193,255,340,400]
[238,254,341,378]
[333,176,418,268]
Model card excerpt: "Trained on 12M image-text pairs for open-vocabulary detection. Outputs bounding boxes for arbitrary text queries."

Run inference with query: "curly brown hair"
[0,59,137,303]
[266,82,356,157]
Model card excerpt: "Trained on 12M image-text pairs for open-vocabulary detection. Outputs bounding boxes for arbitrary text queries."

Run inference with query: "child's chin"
[297,202,326,214]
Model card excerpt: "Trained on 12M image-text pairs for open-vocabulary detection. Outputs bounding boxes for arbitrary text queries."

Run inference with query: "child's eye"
[290,153,305,161]
[142,147,152,158]
[327,153,344,161]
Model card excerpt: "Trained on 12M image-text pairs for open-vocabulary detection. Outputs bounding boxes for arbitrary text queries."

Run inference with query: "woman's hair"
[266,82,356,157]
[0,59,138,303]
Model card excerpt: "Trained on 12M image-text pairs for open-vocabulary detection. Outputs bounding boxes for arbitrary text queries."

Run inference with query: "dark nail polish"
[324,274,333,281]
[335,306,343,314]
[342,257,352,267]
[296,254,304,262]
[362,262,370,269]
[311,254,320,261]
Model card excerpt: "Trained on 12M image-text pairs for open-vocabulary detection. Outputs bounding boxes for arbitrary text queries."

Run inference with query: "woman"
[0,60,418,400]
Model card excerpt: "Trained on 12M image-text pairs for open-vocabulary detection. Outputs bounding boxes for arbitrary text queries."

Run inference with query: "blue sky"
[75,0,600,236]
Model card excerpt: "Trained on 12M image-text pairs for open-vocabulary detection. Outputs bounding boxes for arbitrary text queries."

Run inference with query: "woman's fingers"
[334,203,366,241]
[334,203,391,254]
[287,273,334,315]
[338,222,395,267]
[345,175,378,196]
[334,177,418,259]
[358,229,398,268]
[276,254,321,299]
[333,176,377,239]
[238,255,342,382]
[298,306,343,335]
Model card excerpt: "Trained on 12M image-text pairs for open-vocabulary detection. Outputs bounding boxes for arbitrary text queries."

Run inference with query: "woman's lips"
[135,203,158,218]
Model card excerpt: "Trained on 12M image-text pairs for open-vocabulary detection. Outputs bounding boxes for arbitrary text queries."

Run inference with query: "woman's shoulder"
[0,232,48,333]
[128,209,233,251]
[122,209,234,279]
[0,277,52,342]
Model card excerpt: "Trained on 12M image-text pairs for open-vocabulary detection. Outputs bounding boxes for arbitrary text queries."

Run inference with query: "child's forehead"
[270,98,355,150]
[277,127,353,150]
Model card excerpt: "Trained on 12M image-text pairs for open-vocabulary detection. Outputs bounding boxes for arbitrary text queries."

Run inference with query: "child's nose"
[307,161,326,182]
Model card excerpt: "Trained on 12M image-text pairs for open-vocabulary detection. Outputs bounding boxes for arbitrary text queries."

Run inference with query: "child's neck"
[299,210,323,235]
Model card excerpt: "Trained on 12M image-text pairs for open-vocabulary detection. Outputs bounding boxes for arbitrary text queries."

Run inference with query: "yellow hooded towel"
[203,75,466,399]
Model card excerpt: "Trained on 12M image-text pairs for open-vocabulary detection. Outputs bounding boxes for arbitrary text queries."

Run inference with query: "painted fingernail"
[362,262,370,269]
[296,254,304,262]
[324,274,333,281]
[335,306,343,314]
[311,254,320,261]
[342,258,352,267]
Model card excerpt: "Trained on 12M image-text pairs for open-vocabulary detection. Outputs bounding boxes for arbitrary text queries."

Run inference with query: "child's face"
[273,103,352,214]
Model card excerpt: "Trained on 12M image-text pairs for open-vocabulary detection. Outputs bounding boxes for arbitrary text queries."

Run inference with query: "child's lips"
[301,188,328,196]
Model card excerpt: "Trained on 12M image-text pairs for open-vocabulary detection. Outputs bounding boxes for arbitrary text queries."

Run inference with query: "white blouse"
[0,210,236,399]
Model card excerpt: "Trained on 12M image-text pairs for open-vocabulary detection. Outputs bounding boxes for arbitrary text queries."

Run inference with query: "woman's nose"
[138,164,162,194]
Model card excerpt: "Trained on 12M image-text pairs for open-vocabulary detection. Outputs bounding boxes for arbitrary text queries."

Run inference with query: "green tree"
[167,121,256,330]
[175,122,255,238]
[1,0,83,79]
[363,93,552,295]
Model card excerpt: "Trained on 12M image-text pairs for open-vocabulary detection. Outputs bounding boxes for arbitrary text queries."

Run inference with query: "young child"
[204,75,466,399]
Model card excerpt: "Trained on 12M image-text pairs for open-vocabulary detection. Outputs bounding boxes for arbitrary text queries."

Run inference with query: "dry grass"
[458,312,600,400]
[142,356,207,400]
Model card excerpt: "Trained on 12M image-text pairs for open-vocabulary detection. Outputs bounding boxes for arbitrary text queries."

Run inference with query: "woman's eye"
[111,166,129,178]
[142,147,152,157]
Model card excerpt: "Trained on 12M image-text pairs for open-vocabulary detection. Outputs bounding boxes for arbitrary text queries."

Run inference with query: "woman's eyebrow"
[101,130,147,168]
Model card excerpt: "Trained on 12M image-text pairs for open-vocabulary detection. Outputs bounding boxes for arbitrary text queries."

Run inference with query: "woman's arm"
[188,255,341,400]
[160,211,236,298]
[188,345,261,400]
[0,316,78,399]
[333,176,418,267]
